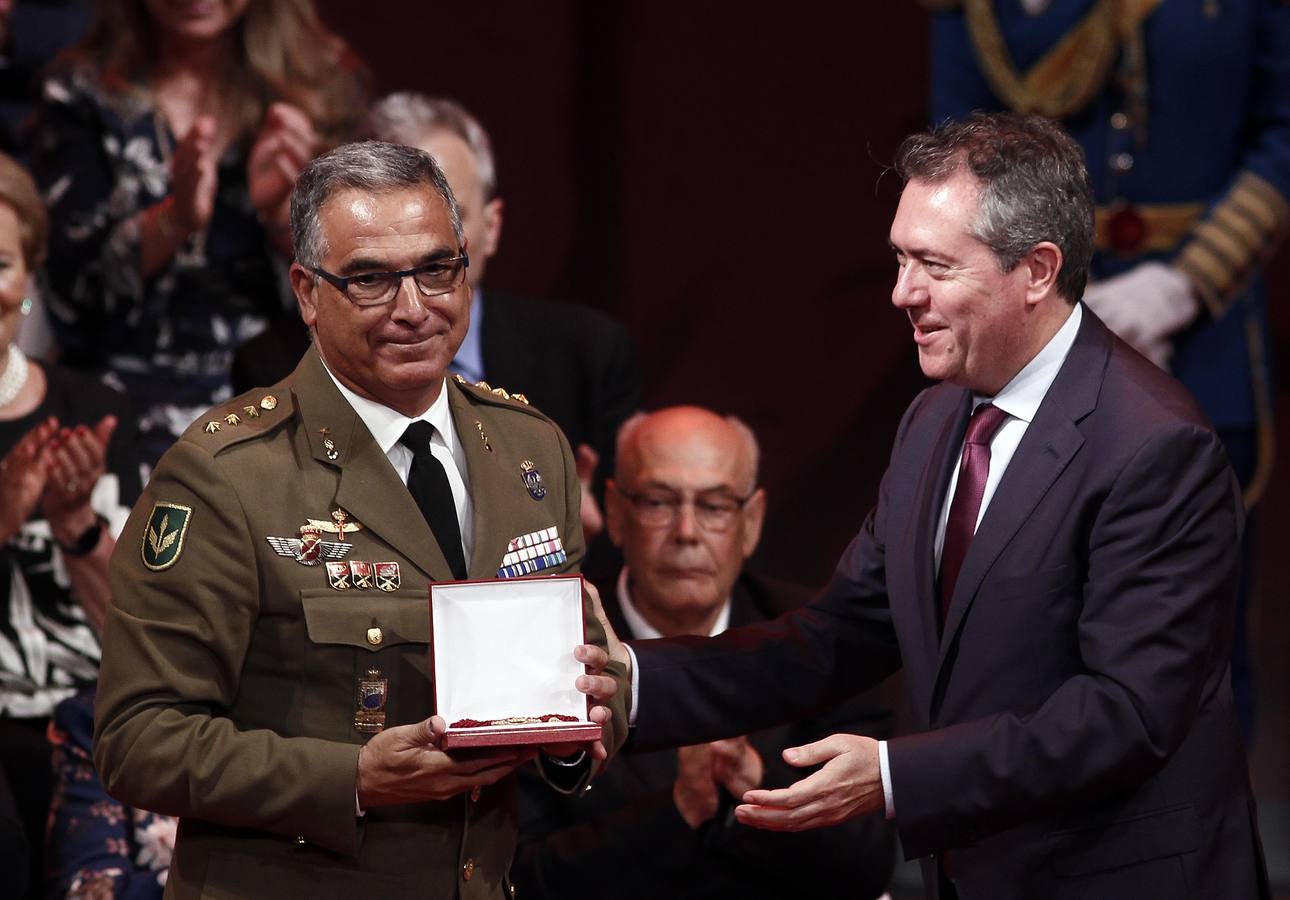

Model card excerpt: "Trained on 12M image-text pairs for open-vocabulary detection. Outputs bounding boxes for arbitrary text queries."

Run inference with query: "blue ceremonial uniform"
[929,0,1290,740]
[931,0,1290,463]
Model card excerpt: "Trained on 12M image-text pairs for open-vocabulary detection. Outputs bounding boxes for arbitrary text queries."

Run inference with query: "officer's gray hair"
[615,409,761,495]
[290,140,464,269]
[367,93,498,200]
[894,112,1094,304]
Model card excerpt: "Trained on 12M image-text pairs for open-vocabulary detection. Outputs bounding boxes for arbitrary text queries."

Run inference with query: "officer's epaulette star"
[453,373,533,408]
[192,391,293,452]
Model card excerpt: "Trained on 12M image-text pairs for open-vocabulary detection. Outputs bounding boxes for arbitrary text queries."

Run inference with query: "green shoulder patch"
[142,502,192,571]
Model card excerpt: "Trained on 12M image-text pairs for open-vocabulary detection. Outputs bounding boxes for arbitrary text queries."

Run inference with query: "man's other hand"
[356,716,534,809]
[734,733,883,831]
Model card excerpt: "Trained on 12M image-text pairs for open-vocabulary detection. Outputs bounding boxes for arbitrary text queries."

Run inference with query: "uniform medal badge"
[354,668,388,733]
[374,562,401,592]
[326,561,352,590]
[349,560,374,590]
[141,502,192,571]
[519,459,546,500]
[265,523,351,567]
[497,525,567,578]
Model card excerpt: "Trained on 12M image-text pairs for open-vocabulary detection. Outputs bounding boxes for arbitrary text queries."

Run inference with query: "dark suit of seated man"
[514,406,895,900]
[581,114,1270,900]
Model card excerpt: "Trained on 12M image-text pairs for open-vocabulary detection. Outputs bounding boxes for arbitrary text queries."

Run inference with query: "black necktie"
[399,421,467,580]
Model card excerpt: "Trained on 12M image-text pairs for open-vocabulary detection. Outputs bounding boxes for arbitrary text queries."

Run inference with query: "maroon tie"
[939,403,1008,629]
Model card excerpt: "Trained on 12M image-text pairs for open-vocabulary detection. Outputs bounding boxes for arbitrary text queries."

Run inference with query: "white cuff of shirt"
[878,740,895,820]
[625,643,640,726]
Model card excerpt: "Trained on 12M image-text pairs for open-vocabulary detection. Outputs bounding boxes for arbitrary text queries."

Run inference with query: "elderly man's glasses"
[617,488,756,532]
[310,252,470,307]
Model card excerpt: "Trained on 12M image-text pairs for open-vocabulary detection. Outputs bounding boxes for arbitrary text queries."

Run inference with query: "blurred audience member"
[46,689,175,899]
[515,406,895,900]
[234,93,640,543]
[0,0,93,156]
[0,150,137,898]
[926,0,1290,743]
[30,0,367,468]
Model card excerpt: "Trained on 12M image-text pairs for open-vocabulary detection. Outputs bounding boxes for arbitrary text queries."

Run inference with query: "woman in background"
[0,150,138,900]
[30,0,366,467]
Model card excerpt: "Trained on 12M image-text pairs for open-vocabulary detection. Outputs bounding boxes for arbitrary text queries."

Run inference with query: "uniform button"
[1111,152,1134,172]
[295,835,306,846]
[1110,112,1130,130]
[470,785,481,802]
[366,627,383,646]
[462,858,475,881]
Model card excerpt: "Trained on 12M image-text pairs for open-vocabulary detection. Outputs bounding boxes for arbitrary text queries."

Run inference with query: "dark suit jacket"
[630,310,1268,900]
[514,572,894,900]
[231,291,640,480]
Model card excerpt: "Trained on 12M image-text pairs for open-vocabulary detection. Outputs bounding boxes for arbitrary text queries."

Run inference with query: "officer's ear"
[291,262,320,328]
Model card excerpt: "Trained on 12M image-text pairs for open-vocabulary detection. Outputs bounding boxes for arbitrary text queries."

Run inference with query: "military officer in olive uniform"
[92,140,629,899]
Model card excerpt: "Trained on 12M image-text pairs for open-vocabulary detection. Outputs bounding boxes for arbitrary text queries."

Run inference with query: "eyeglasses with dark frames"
[309,252,470,307]
[616,487,757,532]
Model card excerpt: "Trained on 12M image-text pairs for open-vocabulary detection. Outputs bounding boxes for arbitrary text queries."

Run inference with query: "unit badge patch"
[141,502,192,571]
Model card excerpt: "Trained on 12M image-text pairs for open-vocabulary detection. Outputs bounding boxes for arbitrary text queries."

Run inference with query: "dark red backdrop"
[315,2,1290,591]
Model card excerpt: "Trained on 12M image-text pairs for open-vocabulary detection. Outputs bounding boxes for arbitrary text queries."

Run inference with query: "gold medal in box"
[429,574,601,749]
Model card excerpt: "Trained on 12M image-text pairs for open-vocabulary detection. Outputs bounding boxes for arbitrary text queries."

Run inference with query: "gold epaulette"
[1174,172,1290,318]
[193,391,292,450]
[453,374,531,406]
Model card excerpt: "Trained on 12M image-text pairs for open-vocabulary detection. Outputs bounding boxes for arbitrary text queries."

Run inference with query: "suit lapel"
[907,392,972,679]
[934,309,1109,678]
[290,347,455,582]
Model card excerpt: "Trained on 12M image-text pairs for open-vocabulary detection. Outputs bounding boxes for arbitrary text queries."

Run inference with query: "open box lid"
[430,574,601,748]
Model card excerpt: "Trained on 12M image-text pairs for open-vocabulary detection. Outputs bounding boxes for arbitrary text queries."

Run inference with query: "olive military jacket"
[93,346,628,900]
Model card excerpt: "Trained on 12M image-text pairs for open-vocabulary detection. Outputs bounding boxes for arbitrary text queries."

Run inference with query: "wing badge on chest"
[266,521,353,567]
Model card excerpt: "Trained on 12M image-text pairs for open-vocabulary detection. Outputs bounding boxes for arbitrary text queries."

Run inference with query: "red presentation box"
[430,574,603,749]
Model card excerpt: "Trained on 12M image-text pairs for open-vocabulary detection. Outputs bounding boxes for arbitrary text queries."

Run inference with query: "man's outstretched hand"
[734,733,884,831]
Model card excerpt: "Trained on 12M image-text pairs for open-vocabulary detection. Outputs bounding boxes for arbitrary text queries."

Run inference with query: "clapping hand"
[170,116,220,237]
[0,416,57,541]
[248,102,318,238]
[40,415,116,538]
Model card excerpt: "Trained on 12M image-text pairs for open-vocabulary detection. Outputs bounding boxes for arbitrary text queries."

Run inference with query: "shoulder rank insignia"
[520,459,547,500]
[266,523,352,567]
[141,502,192,571]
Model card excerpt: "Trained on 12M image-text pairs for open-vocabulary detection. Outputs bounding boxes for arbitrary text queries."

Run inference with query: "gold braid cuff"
[1174,171,1290,318]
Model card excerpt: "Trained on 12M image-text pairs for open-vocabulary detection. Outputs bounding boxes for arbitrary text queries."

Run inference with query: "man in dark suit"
[515,406,894,899]
[584,113,1268,899]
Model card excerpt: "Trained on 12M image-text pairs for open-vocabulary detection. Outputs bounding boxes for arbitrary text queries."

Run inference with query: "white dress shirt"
[878,303,1083,818]
[322,364,474,567]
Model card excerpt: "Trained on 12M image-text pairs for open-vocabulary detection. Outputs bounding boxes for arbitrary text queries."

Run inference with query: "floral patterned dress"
[30,65,292,468]
[46,690,175,899]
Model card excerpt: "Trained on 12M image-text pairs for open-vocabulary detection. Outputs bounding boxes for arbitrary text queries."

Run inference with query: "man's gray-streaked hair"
[290,140,464,269]
[367,93,498,200]
[894,112,1094,303]
[615,409,761,495]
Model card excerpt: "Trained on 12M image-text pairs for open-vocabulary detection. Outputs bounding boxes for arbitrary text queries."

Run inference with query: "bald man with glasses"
[93,141,628,900]
[514,406,894,900]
